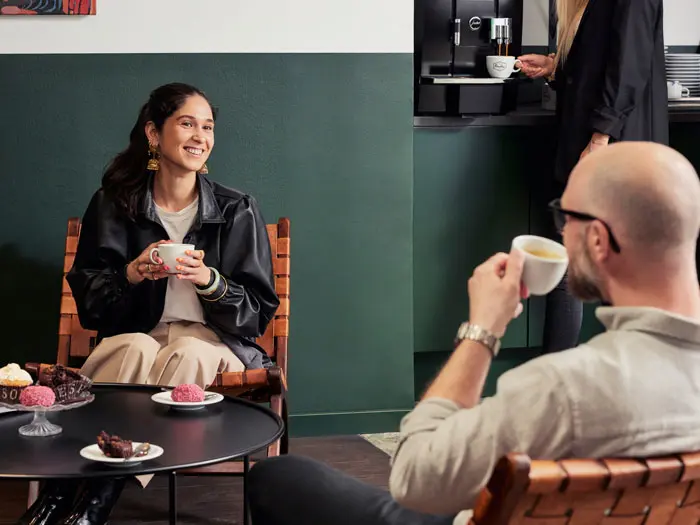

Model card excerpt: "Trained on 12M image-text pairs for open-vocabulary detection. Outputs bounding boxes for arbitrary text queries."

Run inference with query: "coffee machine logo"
[468,16,482,31]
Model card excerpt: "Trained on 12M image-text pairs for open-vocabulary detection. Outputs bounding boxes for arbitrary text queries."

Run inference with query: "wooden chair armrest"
[25,362,41,377]
[209,367,286,396]
[25,363,286,397]
[472,453,531,525]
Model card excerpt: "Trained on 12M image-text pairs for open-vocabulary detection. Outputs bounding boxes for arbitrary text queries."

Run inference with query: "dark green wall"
[413,122,700,399]
[3,52,699,432]
[0,53,415,435]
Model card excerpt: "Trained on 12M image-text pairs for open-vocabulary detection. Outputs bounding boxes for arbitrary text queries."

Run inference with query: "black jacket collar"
[139,173,226,225]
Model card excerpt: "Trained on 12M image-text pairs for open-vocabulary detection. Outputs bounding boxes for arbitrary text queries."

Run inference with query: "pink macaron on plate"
[150,390,224,411]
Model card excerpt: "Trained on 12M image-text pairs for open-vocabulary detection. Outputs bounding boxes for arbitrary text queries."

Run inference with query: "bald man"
[247,143,700,525]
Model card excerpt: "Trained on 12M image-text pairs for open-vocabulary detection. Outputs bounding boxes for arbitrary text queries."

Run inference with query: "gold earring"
[147,143,160,172]
[199,163,209,175]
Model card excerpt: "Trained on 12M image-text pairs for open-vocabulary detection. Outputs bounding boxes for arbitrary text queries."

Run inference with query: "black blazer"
[551,0,668,183]
[66,175,280,369]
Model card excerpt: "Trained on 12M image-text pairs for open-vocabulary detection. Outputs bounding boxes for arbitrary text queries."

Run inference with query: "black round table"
[0,384,284,524]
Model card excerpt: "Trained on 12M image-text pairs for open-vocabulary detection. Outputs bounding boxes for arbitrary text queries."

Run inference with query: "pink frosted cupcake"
[171,384,205,403]
[19,386,56,407]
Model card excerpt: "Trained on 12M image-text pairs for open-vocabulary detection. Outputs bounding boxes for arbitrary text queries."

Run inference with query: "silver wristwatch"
[454,322,501,357]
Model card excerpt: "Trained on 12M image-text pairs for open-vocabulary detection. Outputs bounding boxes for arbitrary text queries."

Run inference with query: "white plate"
[151,390,224,410]
[80,442,164,467]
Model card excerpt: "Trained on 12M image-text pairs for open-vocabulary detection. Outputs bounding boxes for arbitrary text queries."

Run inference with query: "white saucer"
[151,390,224,411]
[80,442,164,467]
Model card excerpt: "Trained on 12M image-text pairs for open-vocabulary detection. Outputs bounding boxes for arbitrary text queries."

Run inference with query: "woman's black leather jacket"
[66,174,280,369]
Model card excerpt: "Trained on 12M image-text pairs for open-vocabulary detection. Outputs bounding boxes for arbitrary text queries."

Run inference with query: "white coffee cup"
[511,235,568,296]
[149,243,195,274]
[486,56,522,79]
[667,81,690,100]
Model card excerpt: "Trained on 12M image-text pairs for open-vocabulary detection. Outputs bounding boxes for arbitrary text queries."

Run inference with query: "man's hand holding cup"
[468,249,529,339]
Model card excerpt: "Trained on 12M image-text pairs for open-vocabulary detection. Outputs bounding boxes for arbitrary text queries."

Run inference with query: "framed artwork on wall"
[0,0,95,15]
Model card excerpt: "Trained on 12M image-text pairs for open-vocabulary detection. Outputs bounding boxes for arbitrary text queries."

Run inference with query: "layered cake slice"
[97,431,134,458]
[96,431,151,459]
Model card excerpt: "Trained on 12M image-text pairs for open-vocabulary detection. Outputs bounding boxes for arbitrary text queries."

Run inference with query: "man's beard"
[568,244,605,302]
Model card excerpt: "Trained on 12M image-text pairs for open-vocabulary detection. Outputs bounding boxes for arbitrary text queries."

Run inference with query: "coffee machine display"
[415,0,524,116]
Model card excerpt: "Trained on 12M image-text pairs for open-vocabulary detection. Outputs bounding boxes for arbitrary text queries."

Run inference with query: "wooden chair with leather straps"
[26,216,290,474]
[470,451,700,525]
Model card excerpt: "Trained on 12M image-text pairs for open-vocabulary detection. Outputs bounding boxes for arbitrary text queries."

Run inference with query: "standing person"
[517,0,668,353]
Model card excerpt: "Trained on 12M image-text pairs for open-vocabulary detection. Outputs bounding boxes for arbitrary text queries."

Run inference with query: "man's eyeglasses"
[548,198,621,253]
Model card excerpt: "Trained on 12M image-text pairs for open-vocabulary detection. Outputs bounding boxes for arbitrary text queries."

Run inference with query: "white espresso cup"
[486,56,522,79]
[511,235,568,296]
[149,243,195,274]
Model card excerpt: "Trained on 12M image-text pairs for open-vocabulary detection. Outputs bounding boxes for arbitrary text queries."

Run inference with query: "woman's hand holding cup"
[174,249,212,287]
[126,240,172,284]
[517,54,555,79]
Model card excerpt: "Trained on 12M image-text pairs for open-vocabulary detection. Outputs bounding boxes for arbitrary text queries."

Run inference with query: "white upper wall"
[0,0,414,54]
[523,0,550,46]
[663,0,700,46]
[523,0,700,47]
[0,0,696,54]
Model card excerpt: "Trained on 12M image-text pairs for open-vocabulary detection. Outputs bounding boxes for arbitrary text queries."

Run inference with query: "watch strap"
[454,322,501,357]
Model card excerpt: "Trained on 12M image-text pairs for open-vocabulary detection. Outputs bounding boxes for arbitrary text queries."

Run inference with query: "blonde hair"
[554,0,589,71]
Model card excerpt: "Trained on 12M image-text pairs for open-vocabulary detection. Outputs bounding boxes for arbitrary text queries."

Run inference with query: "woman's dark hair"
[101,82,218,220]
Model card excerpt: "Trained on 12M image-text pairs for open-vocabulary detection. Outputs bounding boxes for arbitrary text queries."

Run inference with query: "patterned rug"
[360,432,400,458]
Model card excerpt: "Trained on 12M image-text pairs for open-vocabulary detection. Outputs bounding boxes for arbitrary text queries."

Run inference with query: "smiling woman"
[15,81,281,525]
[0,0,94,15]
[67,82,280,382]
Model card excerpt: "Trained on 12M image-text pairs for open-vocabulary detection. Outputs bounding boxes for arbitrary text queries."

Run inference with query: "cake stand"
[0,395,95,437]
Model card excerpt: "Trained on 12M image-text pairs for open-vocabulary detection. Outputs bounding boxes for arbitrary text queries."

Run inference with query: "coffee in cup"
[149,243,195,274]
[486,56,522,79]
[512,235,568,295]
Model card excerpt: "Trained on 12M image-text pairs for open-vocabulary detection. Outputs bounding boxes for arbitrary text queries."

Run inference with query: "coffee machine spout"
[490,17,513,46]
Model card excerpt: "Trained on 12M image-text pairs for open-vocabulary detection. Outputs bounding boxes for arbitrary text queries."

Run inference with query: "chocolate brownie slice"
[97,431,133,458]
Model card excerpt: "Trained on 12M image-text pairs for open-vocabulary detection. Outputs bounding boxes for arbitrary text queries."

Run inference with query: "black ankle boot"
[58,477,126,525]
[16,480,83,525]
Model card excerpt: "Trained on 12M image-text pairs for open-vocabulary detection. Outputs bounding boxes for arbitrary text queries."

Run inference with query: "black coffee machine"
[415,0,524,116]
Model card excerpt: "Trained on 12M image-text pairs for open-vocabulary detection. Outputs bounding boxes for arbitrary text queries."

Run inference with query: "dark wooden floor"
[0,436,391,524]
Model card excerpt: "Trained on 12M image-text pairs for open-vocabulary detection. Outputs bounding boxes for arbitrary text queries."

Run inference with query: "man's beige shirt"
[390,307,700,524]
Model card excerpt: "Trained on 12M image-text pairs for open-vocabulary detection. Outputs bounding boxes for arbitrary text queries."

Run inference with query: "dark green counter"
[415,105,700,128]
